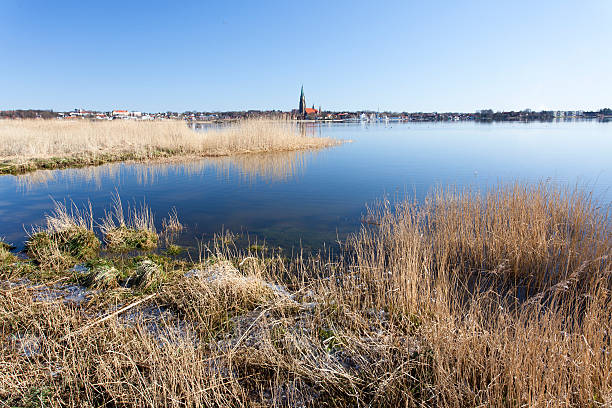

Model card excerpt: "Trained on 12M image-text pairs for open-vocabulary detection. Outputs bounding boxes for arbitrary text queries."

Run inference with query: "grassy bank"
[0,119,343,174]
[1,183,611,406]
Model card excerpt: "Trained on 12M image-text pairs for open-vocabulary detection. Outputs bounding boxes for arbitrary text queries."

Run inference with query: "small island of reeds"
[0,119,344,174]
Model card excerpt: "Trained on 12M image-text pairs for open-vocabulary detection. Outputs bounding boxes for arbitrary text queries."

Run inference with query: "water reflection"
[209,151,311,183]
[15,149,315,191]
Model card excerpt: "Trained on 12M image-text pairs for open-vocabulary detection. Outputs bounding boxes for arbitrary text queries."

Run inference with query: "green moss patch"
[26,228,100,268]
[165,244,184,256]
[104,227,158,252]
[0,239,17,263]
[0,240,16,252]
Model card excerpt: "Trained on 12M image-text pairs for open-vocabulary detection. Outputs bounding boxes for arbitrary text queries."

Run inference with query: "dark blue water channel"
[1,121,611,253]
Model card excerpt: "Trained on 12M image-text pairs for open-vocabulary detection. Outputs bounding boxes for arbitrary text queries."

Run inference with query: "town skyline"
[3,106,611,123]
[2,87,611,119]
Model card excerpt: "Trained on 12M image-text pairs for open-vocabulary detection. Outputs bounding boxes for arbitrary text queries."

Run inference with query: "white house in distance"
[112,110,142,118]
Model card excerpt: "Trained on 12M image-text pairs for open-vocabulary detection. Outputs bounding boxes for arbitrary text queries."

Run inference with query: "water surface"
[1,121,610,253]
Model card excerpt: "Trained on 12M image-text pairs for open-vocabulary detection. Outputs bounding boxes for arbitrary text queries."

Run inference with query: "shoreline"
[0,144,346,175]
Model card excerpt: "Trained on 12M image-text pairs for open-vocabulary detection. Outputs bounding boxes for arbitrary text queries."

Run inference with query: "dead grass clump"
[162,260,281,332]
[201,260,279,304]
[131,259,164,290]
[161,207,183,234]
[27,229,100,267]
[103,227,158,252]
[100,193,158,252]
[85,265,121,289]
[26,201,99,269]
[338,182,612,406]
[0,247,12,263]
[0,239,15,252]
[0,239,16,263]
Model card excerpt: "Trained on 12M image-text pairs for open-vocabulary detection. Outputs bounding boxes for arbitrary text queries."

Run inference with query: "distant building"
[111,110,142,118]
[299,86,306,116]
[305,106,318,115]
[297,86,318,118]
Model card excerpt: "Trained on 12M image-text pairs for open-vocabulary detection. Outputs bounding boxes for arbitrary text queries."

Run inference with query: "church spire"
[299,85,306,116]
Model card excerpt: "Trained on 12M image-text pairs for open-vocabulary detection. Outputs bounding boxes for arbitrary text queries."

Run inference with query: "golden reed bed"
[0,119,342,174]
[1,183,611,406]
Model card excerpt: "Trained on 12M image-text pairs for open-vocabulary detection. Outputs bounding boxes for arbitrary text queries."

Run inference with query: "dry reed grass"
[1,182,611,407]
[100,192,159,252]
[0,119,342,174]
[23,193,164,271]
[0,239,16,263]
[162,207,183,234]
[25,200,100,270]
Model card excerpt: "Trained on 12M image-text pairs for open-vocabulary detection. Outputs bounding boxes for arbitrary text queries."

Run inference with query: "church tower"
[299,85,306,116]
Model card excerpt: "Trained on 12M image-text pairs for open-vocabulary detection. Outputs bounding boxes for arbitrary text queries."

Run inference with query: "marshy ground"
[1,183,611,407]
[0,119,344,174]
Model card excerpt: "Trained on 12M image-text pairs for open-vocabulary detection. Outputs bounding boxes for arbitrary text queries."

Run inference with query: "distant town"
[3,107,612,123]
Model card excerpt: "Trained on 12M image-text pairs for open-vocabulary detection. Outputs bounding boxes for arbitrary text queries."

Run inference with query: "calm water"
[1,121,611,253]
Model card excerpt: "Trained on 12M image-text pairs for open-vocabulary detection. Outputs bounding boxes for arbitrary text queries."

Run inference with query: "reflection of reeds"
[14,164,123,192]
[162,207,183,234]
[209,150,311,183]
[0,119,342,174]
[15,149,315,190]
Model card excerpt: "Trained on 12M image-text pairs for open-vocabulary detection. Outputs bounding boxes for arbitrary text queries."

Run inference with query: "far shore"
[0,119,345,175]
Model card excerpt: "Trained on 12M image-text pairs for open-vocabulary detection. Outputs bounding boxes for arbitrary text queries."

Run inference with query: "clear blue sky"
[1,0,611,112]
